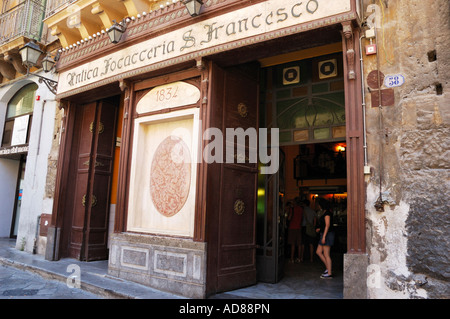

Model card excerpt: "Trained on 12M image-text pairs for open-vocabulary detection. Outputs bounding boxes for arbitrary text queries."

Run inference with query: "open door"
[206,62,260,295]
[257,150,286,283]
[61,96,118,261]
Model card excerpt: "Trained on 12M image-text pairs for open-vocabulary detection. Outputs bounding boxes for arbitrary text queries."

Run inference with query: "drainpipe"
[373,26,385,212]
[36,99,47,157]
[359,34,369,169]
[32,99,46,188]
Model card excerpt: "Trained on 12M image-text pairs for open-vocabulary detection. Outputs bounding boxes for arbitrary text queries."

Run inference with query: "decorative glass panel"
[276,89,291,99]
[263,53,346,144]
[333,126,346,138]
[279,131,292,143]
[292,86,308,97]
[312,83,328,94]
[314,128,330,140]
[314,104,334,126]
[293,130,309,142]
[7,83,38,119]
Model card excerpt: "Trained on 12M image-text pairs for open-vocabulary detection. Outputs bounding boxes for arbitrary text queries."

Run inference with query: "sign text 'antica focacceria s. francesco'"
[60,0,351,94]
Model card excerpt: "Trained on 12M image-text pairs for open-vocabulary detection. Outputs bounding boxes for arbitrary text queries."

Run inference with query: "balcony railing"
[0,0,45,45]
[44,0,76,19]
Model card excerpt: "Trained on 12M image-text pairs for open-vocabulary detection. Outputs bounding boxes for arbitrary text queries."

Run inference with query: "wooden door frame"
[46,100,76,261]
[47,21,365,298]
[112,67,204,235]
[9,155,26,238]
[341,21,366,254]
[109,20,366,291]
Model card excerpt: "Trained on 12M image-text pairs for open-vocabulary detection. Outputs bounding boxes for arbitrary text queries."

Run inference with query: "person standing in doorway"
[301,199,317,262]
[288,197,303,263]
[316,197,335,278]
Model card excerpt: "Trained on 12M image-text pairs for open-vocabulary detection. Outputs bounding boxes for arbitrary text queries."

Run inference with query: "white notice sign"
[11,115,30,146]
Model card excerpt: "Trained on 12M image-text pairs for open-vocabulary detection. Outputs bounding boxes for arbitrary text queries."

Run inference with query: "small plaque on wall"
[283,67,300,85]
[318,59,338,79]
[136,81,200,114]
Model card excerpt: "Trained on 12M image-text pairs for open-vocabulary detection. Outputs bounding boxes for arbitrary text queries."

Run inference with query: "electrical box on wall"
[366,44,377,55]
[365,28,376,39]
[39,214,52,236]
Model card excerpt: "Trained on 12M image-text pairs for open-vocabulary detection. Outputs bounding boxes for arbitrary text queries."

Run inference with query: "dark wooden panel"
[69,102,96,259]
[83,97,118,261]
[219,167,257,247]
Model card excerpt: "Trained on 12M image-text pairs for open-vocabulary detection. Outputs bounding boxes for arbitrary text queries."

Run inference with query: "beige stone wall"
[36,104,63,256]
[362,0,449,298]
[44,105,63,200]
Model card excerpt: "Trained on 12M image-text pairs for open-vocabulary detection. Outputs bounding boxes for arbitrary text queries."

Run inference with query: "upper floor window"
[1,83,37,148]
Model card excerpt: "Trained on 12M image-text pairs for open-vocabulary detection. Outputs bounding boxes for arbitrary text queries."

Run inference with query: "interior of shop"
[255,50,347,294]
[283,141,348,251]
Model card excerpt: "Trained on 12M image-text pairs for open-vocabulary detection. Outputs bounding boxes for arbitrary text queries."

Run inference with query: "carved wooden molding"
[342,21,356,80]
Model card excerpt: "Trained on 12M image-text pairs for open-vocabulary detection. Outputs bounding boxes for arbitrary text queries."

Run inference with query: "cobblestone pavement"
[0,264,101,299]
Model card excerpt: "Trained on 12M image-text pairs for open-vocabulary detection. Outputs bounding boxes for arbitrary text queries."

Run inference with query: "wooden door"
[66,97,118,261]
[206,62,259,294]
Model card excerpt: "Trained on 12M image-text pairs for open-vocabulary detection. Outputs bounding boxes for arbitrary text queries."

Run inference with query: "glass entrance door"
[11,156,26,238]
[256,150,286,283]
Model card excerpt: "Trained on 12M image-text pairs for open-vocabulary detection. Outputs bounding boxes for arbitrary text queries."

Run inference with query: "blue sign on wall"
[384,74,405,88]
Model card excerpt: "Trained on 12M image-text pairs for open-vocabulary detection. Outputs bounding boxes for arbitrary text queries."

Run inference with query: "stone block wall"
[363,0,449,298]
[108,233,207,298]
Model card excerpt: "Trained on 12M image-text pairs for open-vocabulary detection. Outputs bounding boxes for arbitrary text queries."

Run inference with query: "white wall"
[0,74,58,253]
[0,158,20,237]
[15,73,58,253]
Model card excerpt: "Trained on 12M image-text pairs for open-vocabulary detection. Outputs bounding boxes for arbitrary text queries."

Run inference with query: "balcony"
[0,0,46,81]
[45,0,77,19]
[44,0,169,48]
[0,0,45,47]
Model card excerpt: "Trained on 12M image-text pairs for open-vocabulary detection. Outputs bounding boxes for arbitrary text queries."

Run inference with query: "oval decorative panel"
[150,136,191,217]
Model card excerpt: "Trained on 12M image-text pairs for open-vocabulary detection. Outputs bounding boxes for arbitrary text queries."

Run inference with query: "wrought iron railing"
[44,0,74,19]
[0,0,46,45]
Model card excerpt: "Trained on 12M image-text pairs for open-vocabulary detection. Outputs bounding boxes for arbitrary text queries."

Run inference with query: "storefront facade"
[46,0,367,298]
